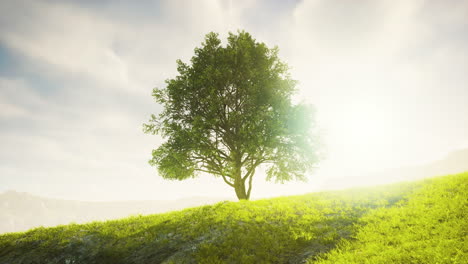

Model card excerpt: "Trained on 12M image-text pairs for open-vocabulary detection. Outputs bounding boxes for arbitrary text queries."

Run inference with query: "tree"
[144,31,321,200]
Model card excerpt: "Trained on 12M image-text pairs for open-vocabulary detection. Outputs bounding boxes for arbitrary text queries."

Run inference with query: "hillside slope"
[0,173,466,264]
[314,172,467,264]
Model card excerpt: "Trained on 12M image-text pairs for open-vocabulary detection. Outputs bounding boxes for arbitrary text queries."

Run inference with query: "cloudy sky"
[1,0,467,201]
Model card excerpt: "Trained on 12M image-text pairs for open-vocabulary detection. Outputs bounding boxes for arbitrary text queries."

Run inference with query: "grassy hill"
[0,172,466,264]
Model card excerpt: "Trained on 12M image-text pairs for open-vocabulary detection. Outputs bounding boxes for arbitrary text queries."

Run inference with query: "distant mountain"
[372,148,468,183]
[417,148,468,176]
[329,148,468,189]
[0,192,231,234]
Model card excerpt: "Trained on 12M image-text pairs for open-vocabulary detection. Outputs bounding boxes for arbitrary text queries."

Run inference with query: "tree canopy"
[144,31,321,200]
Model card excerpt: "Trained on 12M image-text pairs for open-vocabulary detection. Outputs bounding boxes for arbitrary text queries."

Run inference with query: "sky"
[1,0,467,201]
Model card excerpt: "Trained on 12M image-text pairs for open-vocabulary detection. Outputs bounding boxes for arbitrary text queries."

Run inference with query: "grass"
[313,173,467,264]
[0,172,466,263]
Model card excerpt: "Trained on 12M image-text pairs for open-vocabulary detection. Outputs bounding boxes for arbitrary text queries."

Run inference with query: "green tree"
[144,31,321,200]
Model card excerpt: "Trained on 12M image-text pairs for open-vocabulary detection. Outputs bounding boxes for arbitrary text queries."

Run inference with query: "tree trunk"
[232,157,249,200]
[230,151,252,200]
[234,180,248,200]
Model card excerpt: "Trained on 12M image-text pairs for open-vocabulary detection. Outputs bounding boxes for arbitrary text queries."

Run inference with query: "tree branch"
[242,158,263,181]
[246,168,255,199]
[195,168,220,175]
[195,168,234,187]
[221,174,235,187]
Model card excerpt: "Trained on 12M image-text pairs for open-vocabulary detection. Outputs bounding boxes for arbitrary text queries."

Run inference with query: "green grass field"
[0,172,466,264]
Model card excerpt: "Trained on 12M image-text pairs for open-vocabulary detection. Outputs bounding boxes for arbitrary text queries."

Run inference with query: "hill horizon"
[2,148,467,234]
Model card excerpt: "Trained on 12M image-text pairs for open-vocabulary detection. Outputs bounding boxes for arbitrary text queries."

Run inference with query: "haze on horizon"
[1,0,467,201]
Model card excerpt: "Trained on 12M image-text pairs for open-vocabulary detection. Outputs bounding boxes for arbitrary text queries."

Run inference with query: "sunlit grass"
[313,173,468,264]
[0,172,466,263]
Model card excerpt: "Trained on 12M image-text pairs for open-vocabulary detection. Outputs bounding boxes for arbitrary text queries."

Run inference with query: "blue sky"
[1,0,467,201]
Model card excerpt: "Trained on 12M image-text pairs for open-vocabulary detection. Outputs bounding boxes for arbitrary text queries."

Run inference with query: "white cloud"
[0,78,42,118]
[1,1,129,87]
[0,0,254,94]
